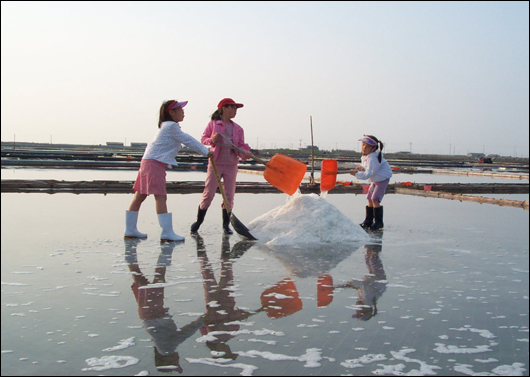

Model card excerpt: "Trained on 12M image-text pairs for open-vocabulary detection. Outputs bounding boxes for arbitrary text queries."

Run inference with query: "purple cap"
[168,100,188,110]
[358,136,378,146]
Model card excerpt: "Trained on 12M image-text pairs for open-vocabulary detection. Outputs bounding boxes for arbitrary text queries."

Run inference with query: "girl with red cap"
[351,135,393,230]
[191,98,252,235]
[125,100,213,242]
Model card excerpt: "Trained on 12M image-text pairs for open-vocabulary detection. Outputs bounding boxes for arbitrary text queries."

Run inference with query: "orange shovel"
[320,159,353,192]
[219,134,307,196]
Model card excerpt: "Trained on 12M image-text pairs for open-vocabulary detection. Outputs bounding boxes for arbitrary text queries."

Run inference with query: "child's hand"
[207,151,215,158]
[243,152,253,159]
[212,133,220,144]
[354,165,365,172]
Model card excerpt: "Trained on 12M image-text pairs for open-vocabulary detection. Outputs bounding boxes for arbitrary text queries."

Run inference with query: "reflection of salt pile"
[248,193,369,246]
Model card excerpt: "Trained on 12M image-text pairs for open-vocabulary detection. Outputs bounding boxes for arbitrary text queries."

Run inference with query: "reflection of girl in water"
[196,235,253,360]
[338,243,387,321]
[125,239,203,373]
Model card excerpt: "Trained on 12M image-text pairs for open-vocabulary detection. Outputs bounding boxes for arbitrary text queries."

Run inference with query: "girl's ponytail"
[158,100,175,128]
[211,108,224,121]
[378,141,384,163]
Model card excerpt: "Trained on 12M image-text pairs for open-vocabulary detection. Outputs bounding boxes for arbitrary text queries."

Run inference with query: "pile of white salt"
[248,193,370,246]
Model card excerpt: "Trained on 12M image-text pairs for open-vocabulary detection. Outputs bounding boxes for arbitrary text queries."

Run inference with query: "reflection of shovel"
[228,240,256,259]
[219,134,307,196]
[260,278,303,318]
[317,274,334,307]
[210,157,257,240]
[232,278,303,319]
[195,277,303,323]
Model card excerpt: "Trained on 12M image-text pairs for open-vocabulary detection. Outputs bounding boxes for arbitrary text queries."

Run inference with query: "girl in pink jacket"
[191,98,251,235]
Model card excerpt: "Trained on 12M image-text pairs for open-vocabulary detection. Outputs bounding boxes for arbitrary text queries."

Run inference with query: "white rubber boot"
[124,211,148,239]
[124,238,140,265]
[157,242,177,267]
[158,213,185,242]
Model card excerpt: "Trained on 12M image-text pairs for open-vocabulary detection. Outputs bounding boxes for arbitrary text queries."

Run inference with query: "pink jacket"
[201,120,250,162]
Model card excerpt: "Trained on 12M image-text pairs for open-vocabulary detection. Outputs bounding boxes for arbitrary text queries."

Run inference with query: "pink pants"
[199,163,238,210]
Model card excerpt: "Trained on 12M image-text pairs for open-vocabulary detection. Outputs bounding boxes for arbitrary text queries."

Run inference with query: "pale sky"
[2,1,529,156]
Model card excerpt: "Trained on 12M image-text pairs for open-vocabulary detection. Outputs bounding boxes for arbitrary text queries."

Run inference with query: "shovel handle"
[218,133,268,166]
[209,156,232,213]
[324,169,354,175]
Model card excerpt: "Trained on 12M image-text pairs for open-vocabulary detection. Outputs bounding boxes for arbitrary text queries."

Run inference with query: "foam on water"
[236,348,323,368]
[248,193,369,246]
[82,355,139,371]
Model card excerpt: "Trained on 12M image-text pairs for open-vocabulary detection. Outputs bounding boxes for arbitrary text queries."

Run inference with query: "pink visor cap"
[168,100,188,110]
[358,136,378,146]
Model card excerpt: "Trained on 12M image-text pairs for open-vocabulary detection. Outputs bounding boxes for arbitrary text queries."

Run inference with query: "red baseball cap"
[217,98,244,109]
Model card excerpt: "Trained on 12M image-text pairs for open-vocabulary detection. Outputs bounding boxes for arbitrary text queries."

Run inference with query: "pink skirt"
[132,159,167,195]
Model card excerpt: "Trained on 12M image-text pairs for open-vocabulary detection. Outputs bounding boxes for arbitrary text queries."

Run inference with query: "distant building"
[487,154,500,158]
[130,142,147,148]
[300,145,319,151]
[467,153,485,158]
[106,142,124,147]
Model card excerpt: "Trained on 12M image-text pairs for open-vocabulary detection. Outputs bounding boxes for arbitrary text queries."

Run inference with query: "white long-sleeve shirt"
[355,151,393,182]
[142,121,209,166]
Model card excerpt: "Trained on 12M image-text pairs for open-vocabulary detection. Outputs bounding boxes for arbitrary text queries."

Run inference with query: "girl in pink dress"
[125,100,212,242]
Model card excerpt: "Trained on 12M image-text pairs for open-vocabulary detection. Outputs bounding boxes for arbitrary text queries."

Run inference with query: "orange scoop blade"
[320,159,338,192]
[263,154,307,196]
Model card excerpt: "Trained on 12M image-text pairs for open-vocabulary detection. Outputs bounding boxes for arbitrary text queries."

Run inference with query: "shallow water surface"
[1,169,528,376]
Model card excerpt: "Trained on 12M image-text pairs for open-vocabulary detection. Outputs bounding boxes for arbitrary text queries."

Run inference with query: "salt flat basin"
[1,168,528,376]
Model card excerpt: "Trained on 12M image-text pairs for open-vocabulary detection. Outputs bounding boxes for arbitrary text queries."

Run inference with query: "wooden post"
[310,116,315,185]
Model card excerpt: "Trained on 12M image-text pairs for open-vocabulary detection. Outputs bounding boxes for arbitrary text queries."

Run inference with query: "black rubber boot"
[370,207,384,231]
[190,207,207,233]
[192,233,207,257]
[222,208,233,235]
[360,206,374,228]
